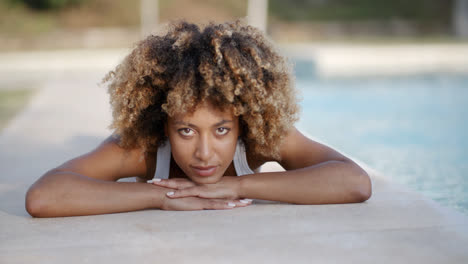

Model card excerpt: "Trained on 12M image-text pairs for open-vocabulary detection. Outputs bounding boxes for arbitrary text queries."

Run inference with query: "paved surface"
[1,48,468,263]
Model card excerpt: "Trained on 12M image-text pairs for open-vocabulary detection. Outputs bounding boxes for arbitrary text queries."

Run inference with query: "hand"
[161,196,252,211]
[148,176,245,200]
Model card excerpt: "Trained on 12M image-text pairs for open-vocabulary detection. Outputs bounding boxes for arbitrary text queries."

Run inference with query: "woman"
[25,20,371,217]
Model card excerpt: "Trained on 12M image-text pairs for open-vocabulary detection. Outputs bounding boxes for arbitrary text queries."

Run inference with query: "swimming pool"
[295,73,468,215]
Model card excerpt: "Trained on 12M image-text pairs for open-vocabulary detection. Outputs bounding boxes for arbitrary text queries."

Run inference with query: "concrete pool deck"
[1,46,468,263]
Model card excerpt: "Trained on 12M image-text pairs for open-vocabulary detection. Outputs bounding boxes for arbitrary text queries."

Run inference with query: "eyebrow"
[173,120,233,128]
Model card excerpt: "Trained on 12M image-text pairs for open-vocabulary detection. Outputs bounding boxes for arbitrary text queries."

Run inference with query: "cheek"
[168,137,193,167]
[216,137,238,165]
[219,126,239,163]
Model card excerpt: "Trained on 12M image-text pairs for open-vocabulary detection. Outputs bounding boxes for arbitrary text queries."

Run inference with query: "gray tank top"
[152,139,254,179]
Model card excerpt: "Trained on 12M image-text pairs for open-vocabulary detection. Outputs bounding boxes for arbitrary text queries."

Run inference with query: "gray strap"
[233,140,254,176]
[154,141,171,179]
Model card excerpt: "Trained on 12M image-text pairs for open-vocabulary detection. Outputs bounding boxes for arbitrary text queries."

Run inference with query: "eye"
[215,127,230,136]
[178,128,195,136]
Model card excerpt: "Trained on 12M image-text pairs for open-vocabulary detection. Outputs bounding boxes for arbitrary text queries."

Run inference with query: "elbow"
[351,170,372,203]
[25,168,65,218]
[25,186,48,218]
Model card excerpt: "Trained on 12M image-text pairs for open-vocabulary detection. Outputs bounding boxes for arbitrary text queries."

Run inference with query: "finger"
[147,178,172,187]
[148,178,195,189]
[234,199,253,207]
[203,199,254,210]
[202,199,238,210]
[228,199,254,208]
[166,186,202,198]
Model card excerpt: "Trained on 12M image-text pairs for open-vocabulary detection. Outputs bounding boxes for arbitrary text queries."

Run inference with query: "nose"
[194,135,213,162]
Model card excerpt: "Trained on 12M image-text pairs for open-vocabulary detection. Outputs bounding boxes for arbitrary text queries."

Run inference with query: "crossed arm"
[25,128,371,217]
[150,128,372,205]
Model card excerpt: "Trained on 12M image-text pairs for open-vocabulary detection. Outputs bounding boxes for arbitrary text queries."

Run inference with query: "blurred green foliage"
[1,0,59,34]
[0,0,139,35]
[269,0,452,22]
[7,0,85,10]
[0,0,458,43]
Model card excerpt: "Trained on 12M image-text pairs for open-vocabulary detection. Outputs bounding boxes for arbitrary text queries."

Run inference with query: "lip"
[191,165,217,177]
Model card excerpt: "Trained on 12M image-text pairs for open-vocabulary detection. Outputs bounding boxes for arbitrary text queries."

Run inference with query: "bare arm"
[25,135,169,217]
[25,135,250,217]
[26,170,174,217]
[238,128,372,204]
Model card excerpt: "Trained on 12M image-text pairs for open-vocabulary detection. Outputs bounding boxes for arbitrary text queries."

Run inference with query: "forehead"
[169,101,236,123]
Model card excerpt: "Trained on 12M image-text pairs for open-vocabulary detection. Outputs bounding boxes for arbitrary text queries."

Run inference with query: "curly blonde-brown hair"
[102,19,299,160]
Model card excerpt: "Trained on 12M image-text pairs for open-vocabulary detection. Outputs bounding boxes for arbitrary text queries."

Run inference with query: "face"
[166,101,239,184]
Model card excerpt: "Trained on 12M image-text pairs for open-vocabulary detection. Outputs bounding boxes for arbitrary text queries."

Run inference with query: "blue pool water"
[295,73,468,215]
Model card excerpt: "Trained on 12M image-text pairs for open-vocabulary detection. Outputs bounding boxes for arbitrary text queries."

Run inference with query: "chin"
[190,174,224,184]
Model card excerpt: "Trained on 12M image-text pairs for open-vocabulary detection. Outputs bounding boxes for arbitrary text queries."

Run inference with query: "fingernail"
[240,199,250,204]
[227,202,236,207]
[167,191,175,196]
[147,179,161,183]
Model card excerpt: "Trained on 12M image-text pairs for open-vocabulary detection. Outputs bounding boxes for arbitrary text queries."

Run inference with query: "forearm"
[238,160,372,204]
[25,172,171,217]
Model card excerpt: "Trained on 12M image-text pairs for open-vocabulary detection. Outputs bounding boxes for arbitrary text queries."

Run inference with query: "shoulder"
[54,134,153,181]
[246,127,352,172]
[277,127,351,170]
